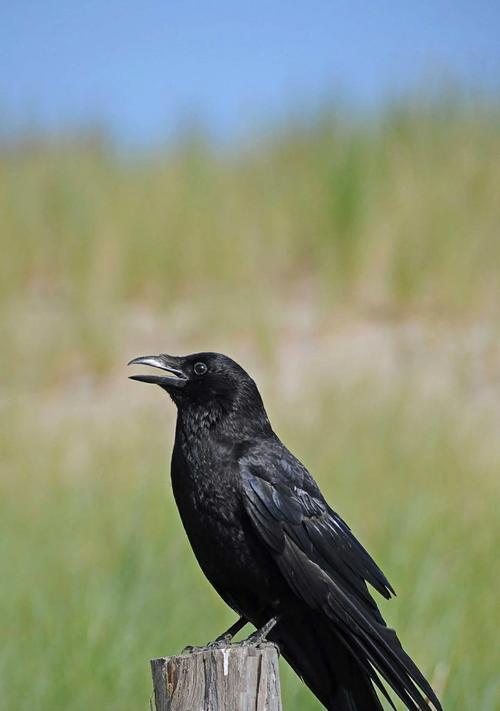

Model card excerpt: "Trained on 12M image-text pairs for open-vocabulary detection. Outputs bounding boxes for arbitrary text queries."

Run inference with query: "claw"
[207,637,232,649]
[241,615,279,646]
[182,644,208,655]
[181,616,249,654]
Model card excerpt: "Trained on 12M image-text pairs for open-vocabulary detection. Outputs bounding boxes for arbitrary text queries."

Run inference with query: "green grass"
[1,97,500,709]
[2,102,500,320]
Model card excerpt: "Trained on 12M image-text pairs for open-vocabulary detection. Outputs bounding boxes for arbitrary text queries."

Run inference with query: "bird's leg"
[241,615,280,646]
[182,616,248,654]
[207,616,248,648]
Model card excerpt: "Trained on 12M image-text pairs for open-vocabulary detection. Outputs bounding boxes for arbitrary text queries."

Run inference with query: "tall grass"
[2,101,500,319]
[1,98,499,709]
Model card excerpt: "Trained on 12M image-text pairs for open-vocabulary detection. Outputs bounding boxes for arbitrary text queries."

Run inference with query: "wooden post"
[150,644,283,711]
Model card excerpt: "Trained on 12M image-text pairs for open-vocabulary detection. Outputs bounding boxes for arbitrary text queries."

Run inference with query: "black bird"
[129,351,442,711]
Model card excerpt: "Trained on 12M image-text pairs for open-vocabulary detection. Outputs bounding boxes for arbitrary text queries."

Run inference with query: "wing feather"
[241,461,442,711]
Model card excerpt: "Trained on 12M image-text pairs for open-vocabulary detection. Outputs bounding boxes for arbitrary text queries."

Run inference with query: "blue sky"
[1,1,499,145]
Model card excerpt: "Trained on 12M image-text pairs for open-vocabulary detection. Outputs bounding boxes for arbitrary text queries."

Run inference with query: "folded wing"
[241,461,442,711]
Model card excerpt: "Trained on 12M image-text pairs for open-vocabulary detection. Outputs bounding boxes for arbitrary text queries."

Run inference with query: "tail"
[270,612,385,711]
[269,611,441,711]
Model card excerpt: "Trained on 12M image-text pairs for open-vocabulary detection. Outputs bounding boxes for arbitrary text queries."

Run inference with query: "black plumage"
[129,351,442,711]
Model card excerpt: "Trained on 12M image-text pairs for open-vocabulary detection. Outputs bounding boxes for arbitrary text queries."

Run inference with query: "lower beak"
[127,354,188,388]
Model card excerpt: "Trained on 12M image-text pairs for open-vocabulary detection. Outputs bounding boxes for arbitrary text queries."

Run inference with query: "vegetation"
[1,99,499,709]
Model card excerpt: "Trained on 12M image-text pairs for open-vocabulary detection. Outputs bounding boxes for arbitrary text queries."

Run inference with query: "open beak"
[127,354,188,388]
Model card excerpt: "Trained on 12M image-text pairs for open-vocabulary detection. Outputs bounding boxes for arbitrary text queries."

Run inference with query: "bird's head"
[128,351,271,433]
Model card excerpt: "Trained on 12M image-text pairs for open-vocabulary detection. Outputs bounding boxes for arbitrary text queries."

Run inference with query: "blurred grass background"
[1,99,500,710]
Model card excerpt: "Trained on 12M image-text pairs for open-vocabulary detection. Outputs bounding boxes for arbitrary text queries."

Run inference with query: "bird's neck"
[176,397,273,443]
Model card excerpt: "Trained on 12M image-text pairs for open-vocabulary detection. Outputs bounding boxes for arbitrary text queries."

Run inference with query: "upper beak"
[127,354,188,388]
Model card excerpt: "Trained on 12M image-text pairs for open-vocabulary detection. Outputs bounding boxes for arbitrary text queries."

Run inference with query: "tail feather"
[321,578,442,710]
[270,613,384,711]
[342,626,427,711]
[333,615,441,711]
[269,610,441,711]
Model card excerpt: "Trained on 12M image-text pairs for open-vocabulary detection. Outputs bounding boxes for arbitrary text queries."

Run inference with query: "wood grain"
[150,644,282,711]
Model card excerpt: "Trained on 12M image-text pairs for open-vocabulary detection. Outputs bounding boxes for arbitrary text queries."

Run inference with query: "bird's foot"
[206,635,233,649]
[181,616,274,654]
[181,638,240,654]
[182,633,239,654]
[200,616,248,650]
[182,644,208,655]
[239,615,279,647]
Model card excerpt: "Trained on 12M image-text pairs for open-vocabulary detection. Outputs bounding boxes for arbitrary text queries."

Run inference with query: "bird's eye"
[193,362,208,376]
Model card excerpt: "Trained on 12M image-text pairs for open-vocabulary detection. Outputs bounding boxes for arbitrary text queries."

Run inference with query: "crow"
[129,351,442,711]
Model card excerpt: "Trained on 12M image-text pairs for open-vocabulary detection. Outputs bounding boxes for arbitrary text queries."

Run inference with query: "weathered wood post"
[150,644,283,711]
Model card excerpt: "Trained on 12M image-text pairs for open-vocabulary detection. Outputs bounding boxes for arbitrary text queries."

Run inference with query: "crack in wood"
[150,644,282,710]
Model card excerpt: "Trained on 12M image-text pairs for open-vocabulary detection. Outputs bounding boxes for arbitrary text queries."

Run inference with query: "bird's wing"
[240,460,442,711]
